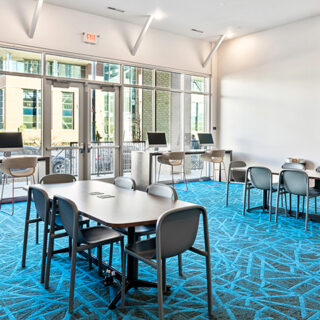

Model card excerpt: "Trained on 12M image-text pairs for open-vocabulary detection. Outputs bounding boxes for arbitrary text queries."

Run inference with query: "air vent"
[107,6,125,13]
[191,28,204,34]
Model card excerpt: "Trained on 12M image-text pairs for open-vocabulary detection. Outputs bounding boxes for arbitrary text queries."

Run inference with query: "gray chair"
[40,173,76,184]
[275,170,320,230]
[121,205,213,320]
[45,195,124,313]
[157,152,188,190]
[0,156,37,215]
[114,176,136,190]
[243,166,278,221]
[280,162,305,214]
[22,187,79,283]
[226,160,249,206]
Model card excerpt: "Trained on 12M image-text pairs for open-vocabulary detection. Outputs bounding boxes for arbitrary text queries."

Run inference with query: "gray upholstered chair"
[0,156,37,215]
[226,160,248,206]
[40,173,76,184]
[157,152,187,190]
[114,176,136,190]
[200,149,226,182]
[280,162,305,214]
[45,195,124,313]
[121,205,213,320]
[22,186,86,284]
[243,166,278,221]
[275,170,320,230]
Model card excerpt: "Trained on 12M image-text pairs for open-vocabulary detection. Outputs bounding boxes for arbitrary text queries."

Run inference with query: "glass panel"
[124,66,154,86]
[0,88,4,129]
[0,75,42,155]
[46,55,92,80]
[95,62,120,83]
[0,47,42,75]
[122,87,152,175]
[156,70,171,88]
[51,86,79,175]
[185,75,209,93]
[156,90,170,139]
[90,89,115,179]
[171,72,182,90]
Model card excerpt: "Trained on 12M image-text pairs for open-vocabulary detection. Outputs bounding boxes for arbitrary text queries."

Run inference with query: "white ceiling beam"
[131,15,154,56]
[29,0,44,39]
[202,34,225,68]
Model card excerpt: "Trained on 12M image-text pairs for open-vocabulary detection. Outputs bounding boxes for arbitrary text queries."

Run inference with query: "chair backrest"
[206,150,225,158]
[248,166,272,190]
[3,156,37,170]
[281,162,305,170]
[146,183,178,200]
[29,186,50,222]
[40,173,76,184]
[53,195,85,243]
[156,205,205,258]
[281,169,309,196]
[229,160,246,182]
[316,166,320,173]
[114,176,136,190]
[167,152,185,161]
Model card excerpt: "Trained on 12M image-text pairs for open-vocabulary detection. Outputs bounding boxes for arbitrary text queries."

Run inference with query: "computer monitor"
[147,132,167,149]
[198,133,214,146]
[0,132,24,153]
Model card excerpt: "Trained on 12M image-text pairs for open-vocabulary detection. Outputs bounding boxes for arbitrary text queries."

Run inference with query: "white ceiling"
[45,0,320,41]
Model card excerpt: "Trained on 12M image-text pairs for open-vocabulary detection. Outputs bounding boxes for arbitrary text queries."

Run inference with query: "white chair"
[0,156,37,215]
[200,149,226,182]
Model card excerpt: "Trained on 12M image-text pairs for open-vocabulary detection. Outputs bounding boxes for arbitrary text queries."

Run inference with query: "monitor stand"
[3,151,11,157]
[154,147,159,151]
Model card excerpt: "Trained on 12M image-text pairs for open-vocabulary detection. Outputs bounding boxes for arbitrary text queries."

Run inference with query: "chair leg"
[158,164,162,182]
[247,187,250,210]
[226,180,230,206]
[268,188,272,222]
[284,193,288,216]
[121,248,126,308]
[22,194,32,268]
[11,177,15,215]
[0,174,5,210]
[171,166,175,189]
[315,197,317,214]
[40,219,49,284]
[305,196,309,231]
[109,243,113,266]
[68,237,72,257]
[97,246,103,277]
[289,193,292,213]
[45,227,55,289]
[157,258,164,320]
[162,258,167,294]
[242,182,247,216]
[183,162,188,191]
[178,254,183,277]
[36,211,39,244]
[302,197,305,214]
[88,248,92,270]
[296,196,300,219]
[275,189,281,223]
[69,240,77,313]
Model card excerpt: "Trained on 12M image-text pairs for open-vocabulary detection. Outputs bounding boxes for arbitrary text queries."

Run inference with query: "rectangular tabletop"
[31,180,196,228]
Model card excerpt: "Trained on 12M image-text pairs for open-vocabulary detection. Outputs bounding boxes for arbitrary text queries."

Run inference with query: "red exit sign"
[83,32,99,44]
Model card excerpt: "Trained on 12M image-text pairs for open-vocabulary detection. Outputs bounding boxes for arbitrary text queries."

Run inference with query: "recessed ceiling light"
[191,28,204,34]
[107,6,125,13]
[226,32,233,39]
[153,10,164,20]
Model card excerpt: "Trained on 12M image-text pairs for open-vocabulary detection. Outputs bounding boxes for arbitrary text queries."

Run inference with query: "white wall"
[0,0,211,75]
[217,15,320,169]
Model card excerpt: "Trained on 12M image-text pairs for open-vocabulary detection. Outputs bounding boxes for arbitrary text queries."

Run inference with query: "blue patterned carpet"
[1,181,320,319]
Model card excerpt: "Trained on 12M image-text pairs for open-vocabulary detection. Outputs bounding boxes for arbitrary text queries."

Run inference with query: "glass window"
[0,47,42,75]
[123,87,153,141]
[185,75,209,93]
[0,88,3,129]
[156,90,170,138]
[103,93,115,141]
[156,70,171,88]
[62,92,74,129]
[23,89,41,129]
[46,55,92,80]
[124,66,154,86]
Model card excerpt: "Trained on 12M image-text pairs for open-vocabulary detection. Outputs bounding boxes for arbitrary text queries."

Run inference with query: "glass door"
[44,80,85,179]
[87,85,120,180]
